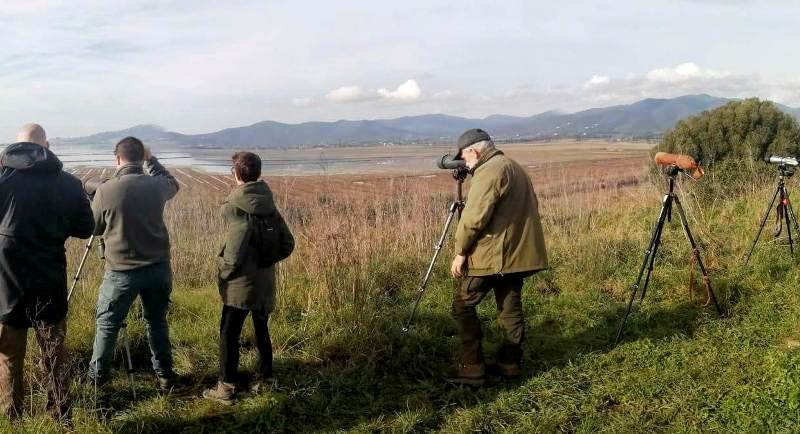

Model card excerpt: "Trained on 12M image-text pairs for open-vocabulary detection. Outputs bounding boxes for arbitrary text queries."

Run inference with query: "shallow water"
[0,144,433,175]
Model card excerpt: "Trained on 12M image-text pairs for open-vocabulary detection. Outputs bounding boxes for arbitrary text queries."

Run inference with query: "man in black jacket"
[0,124,94,419]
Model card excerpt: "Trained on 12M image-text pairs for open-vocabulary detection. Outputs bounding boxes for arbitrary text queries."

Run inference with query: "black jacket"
[0,142,94,326]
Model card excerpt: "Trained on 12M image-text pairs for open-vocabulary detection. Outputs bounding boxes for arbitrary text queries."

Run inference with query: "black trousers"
[219,305,272,383]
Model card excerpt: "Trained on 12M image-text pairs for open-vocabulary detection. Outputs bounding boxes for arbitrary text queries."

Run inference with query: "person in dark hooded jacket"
[0,124,94,419]
[203,151,294,405]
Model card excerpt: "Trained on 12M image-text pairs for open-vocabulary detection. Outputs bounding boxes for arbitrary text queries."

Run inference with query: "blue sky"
[1,0,799,138]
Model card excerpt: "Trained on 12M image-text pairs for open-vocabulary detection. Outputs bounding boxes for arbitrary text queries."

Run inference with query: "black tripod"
[614,165,723,346]
[743,165,800,266]
[402,167,469,332]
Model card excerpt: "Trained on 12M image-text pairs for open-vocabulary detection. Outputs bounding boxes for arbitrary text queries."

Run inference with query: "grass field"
[7,141,800,433]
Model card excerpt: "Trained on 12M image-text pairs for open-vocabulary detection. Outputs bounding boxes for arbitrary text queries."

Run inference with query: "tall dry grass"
[24,160,706,431]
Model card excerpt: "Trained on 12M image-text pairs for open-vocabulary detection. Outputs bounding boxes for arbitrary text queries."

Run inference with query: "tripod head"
[664,164,682,178]
[452,166,469,183]
[777,164,796,178]
[655,152,704,181]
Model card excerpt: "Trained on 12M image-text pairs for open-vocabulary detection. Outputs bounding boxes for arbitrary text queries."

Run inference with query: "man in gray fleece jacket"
[88,136,179,390]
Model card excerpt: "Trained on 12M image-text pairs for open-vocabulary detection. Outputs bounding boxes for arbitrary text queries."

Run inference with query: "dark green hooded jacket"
[0,142,94,326]
[218,181,294,311]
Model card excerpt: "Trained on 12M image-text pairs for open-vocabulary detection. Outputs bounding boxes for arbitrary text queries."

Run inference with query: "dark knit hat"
[456,128,491,157]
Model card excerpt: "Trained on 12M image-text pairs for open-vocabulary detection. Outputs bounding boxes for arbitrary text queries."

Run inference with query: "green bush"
[658,98,800,165]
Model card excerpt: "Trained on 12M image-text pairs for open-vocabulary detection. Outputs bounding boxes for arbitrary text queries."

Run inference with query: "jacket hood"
[0,142,63,173]
[226,181,276,216]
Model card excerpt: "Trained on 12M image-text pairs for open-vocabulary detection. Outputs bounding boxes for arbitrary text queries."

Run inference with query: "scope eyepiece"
[437,154,466,170]
[765,155,799,167]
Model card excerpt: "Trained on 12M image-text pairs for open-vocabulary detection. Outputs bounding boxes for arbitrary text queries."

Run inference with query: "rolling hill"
[55,94,788,148]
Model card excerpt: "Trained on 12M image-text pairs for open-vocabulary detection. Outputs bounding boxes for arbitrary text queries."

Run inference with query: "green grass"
[7,171,800,433]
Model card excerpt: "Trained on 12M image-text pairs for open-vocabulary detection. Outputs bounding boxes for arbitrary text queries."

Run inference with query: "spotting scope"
[654,152,705,180]
[765,155,799,167]
[437,154,466,170]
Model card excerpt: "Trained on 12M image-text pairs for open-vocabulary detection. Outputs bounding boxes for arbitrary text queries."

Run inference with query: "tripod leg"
[614,196,671,346]
[784,189,800,235]
[68,235,95,302]
[402,201,460,333]
[673,197,723,316]
[785,190,800,256]
[639,219,666,303]
[783,187,795,255]
[744,185,781,266]
[120,323,136,400]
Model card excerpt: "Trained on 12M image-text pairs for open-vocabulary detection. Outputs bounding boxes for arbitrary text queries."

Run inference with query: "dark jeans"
[452,272,535,367]
[89,262,174,380]
[219,305,272,383]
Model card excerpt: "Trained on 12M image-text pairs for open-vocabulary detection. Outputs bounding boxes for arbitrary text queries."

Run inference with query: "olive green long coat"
[218,181,294,311]
[454,149,548,276]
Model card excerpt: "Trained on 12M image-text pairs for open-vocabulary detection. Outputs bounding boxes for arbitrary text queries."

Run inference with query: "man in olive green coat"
[449,128,548,386]
[204,152,294,405]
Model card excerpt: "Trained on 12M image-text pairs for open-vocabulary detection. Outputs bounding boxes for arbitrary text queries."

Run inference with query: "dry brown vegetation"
[24,140,799,432]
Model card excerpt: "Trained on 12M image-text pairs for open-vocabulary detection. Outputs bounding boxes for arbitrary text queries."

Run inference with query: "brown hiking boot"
[486,362,522,379]
[446,363,486,387]
[497,363,521,379]
[202,381,236,405]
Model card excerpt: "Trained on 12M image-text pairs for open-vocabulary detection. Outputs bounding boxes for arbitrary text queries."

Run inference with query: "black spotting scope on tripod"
[614,152,723,346]
[402,154,469,333]
[743,155,800,265]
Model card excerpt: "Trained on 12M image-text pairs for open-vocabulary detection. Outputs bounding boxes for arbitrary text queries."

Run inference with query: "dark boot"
[487,362,521,379]
[446,363,486,387]
[157,375,175,392]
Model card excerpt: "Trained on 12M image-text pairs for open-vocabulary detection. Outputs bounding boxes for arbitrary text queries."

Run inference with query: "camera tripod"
[614,165,723,346]
[402,166,469,333]
[69,236,137,399]
[743,165,800,266]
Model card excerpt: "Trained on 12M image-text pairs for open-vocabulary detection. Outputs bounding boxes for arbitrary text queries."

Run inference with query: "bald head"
[17,123,48,148]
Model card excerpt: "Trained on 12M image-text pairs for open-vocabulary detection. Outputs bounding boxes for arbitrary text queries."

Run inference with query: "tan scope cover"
[654,152,704,180]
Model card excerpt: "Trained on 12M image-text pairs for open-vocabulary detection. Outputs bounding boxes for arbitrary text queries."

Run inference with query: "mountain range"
[53,94,800,148]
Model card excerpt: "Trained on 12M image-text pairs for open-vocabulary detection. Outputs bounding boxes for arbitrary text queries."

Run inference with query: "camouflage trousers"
[0,320,68,419]
[452,272,534,367]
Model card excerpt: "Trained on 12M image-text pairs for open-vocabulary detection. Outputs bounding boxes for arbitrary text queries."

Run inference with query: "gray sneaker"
[203,381,236,405]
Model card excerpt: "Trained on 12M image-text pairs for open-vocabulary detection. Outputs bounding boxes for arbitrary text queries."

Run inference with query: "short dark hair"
[232,151,262,182]
[115,136,145,162]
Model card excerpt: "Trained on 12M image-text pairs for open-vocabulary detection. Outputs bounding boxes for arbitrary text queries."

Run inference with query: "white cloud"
[432,90,455,99]
[378,79,422,101]
[291,97,315,107]
[324,79,423,104]
[584,74,610,88]
[646,62,730,82]
[325,85,370,102]
[575,62,755,107]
